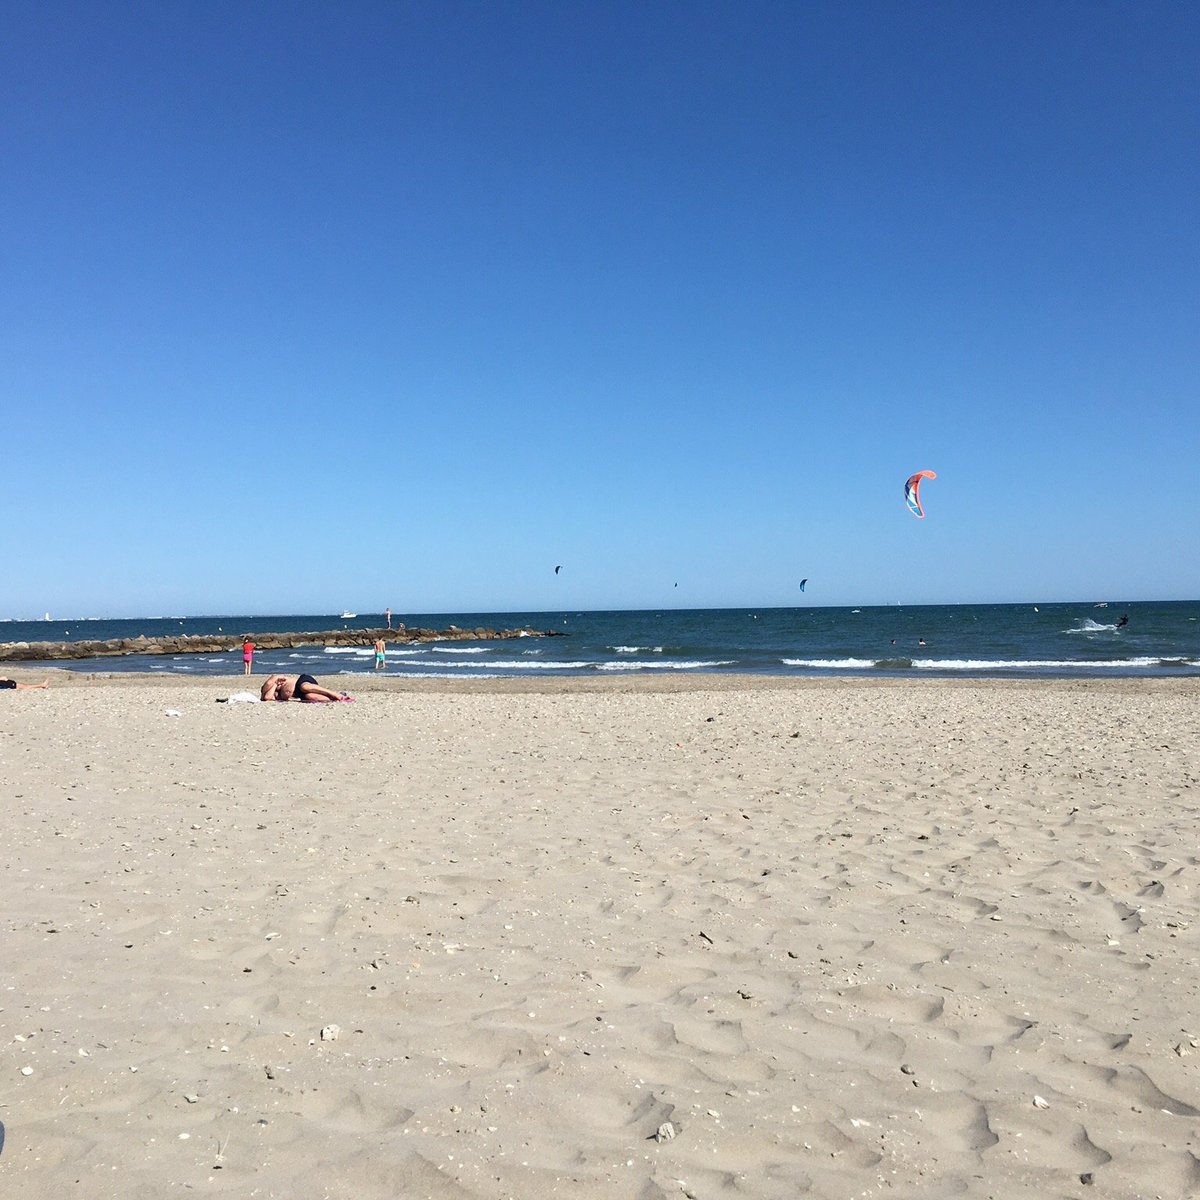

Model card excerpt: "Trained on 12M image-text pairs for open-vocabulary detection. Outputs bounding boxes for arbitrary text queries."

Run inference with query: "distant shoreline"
[5,598,1197,624]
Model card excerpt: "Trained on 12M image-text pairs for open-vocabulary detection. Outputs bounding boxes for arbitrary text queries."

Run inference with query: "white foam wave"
[911,657,1181,670]
[782,658,876,669]
[596,659,735,671]
[393,671,503,679]
[611,646,664,654]
[1066,620,1118,633]
[332,667,502,679]
[323,645,426,658]
[394,659,594,671]
[777,656,1192,672]
[431,646,490,654]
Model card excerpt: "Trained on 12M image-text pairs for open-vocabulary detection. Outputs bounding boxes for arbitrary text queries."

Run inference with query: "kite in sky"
[554,565,562,575]
[904,470,937,518]
[799,578,807,592]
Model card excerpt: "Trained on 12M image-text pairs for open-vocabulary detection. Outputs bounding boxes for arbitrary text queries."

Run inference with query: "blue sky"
[3,1,1197,617]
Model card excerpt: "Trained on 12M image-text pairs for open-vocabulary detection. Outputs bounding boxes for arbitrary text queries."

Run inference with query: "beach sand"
[2,672,1198,1198]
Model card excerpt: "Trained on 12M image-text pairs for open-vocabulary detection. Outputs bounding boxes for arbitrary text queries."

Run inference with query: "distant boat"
[340,611,357,619]
[1093,602,1108,608]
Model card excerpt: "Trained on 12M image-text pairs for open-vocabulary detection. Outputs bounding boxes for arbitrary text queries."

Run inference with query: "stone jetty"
[0,625,563,663]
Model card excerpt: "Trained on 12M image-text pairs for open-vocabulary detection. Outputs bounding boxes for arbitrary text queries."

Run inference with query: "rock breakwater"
[0,625,563,663]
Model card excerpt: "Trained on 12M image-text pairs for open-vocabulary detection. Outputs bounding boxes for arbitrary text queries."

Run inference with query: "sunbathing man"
[0,677,50,690]
[260,673,353,703]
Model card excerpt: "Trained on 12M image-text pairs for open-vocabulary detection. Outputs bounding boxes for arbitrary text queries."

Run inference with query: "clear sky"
[3,1,1197,618]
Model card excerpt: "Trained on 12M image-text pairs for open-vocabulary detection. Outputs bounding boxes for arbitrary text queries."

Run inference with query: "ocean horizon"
[4,601,1198,680]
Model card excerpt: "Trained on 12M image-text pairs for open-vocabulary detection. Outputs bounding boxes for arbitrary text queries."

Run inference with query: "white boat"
[340,611,357,619]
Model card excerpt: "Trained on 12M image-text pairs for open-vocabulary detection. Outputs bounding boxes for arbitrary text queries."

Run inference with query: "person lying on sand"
[260,673,354,703]
[0,678,50,690]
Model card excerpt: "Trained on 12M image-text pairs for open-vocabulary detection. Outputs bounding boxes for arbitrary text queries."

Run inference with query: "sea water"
[4,602,1198,679]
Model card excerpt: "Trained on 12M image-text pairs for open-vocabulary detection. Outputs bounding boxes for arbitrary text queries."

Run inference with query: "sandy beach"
[2,671,1198,1199]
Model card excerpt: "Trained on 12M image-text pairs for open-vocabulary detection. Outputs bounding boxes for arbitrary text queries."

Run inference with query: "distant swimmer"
[1116,614,1129,628]
[918,638,926,646]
